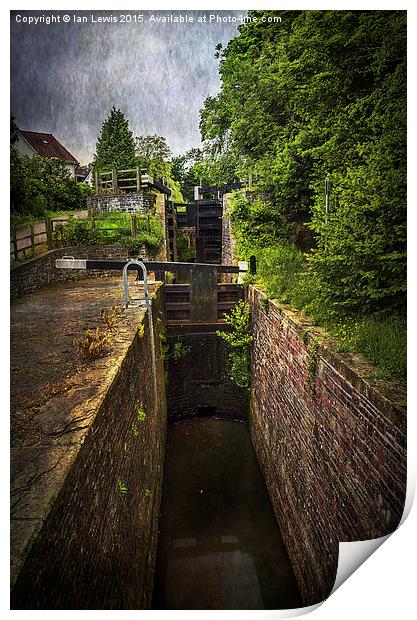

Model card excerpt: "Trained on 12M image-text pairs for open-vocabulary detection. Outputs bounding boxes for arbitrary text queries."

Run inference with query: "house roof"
[19,130,79,165]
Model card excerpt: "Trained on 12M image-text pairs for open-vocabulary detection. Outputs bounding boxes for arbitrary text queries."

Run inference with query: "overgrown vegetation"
[230,193,406,381]
[10,152,93,219]
[163,339,191,362]
[199,11,406,382]
[217,300,252,390]
[55,211,164,257]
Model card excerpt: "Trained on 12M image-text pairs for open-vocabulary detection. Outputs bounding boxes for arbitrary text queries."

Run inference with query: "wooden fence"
[10,212,149,261]
[10,216,79,261]
[94,168,171,196]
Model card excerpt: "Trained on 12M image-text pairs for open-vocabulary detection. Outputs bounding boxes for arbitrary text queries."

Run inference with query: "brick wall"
[87,191,155,214]
[11,287,167,609]
[247,286,407,605]
[166,333,248,422]
[10,245,134,301]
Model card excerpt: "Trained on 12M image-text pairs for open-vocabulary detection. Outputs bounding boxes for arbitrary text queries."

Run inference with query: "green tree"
[171,148,203,201]
[201,10,406,315]
[135,134,183,202]
[10,155,93,217]
[135,134,172,161]
[92,106,137,171]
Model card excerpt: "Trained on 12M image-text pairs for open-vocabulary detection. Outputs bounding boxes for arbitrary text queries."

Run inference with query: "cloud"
[10,10,242,164]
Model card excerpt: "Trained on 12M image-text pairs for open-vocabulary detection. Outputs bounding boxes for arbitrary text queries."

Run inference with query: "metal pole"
[122,260,158,400]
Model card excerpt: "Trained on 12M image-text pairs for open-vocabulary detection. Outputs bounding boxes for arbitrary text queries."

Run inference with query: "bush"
[11,152,93,217]
[217,300,252,390]
[56,219,99,246]
[121,232,161,257]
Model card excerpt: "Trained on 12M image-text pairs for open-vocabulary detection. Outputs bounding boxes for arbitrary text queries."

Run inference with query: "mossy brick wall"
[247,286,407,606]
[10,245,131,301]
[166,333,248,422]
[11,287,167,609]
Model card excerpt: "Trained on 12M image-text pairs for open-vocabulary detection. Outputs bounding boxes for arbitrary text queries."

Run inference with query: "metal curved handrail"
[122,259,157,399]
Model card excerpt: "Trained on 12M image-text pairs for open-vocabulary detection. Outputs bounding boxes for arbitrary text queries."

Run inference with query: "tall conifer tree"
[93,107,136,171]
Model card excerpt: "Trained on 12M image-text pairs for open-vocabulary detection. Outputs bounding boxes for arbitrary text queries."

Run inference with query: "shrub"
[121,232,161,257]
[57,218,99,246]
[217,300,252,390]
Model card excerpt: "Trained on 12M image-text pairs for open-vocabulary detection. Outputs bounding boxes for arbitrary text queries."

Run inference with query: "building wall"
[14,135,77,178]
[247,286,407,605]
[15,134,36,158]
[11,287,167,609]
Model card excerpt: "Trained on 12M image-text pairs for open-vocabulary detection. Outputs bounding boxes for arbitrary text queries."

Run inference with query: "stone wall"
[166,333,248,422]
[87,191,155,214]
[10,245,133,301]
[11,287,167,609]
[247,286,407,606]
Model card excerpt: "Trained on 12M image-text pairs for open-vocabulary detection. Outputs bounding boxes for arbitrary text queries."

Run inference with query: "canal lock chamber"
[151,329,302,610]
[10,270,405,610]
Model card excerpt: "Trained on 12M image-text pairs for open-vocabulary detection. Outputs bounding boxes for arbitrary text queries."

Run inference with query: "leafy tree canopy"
[200,10,406,314]
[135,134,172,161]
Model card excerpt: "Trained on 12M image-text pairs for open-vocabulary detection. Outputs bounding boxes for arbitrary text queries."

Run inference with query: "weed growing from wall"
[165,339,191,362]
[259,297,270,313]
[306,337,320,394]
[131,402,147,437]
[100,305,125,330]
[217,300,253,390]
[74,327,112,358]
[117,480,128,495]
[135,402,147,422]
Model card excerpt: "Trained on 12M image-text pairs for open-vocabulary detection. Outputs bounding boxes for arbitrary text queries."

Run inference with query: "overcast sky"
[10,10,243,165]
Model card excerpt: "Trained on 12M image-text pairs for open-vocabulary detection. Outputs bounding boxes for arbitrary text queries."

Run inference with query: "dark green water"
[152,418,302,610]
